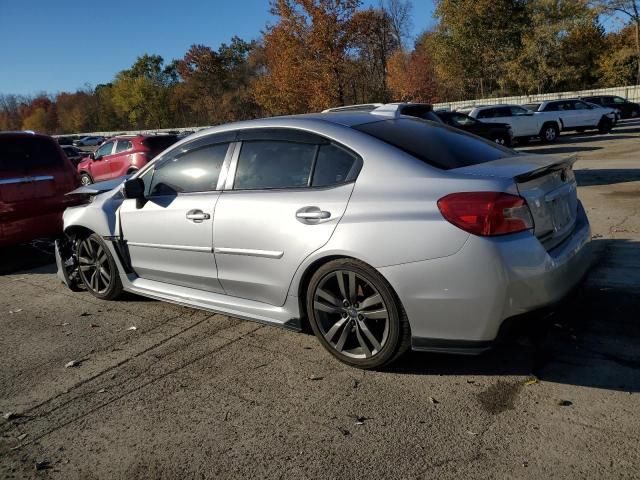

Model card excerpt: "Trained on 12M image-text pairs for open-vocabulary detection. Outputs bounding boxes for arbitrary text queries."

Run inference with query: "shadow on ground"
[0,240,55,275]
[575,169,640,186]
[388,239,640,393]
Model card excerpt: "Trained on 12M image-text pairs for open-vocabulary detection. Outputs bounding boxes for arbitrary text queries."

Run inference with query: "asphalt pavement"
[1,120,639,479]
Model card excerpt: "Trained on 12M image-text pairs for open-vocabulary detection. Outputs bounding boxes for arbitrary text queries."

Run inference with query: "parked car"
[581,95,640,119]
[436,111,513,146]
[0,132,80,247]
[56,136,75,146]
[73,136,104,147]
[522,99,615,134]
[323,102,443,123]
[76,134,178,185]
[56,108,592,368]
[459,104,562,143]
[61,145,87,166]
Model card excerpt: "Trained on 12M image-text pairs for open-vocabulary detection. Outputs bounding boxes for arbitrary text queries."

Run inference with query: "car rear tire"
[306,258,411,369]
[539,123,559,143]
[76,233,123,300]
[598,117,613,134]
[79,173,93,186]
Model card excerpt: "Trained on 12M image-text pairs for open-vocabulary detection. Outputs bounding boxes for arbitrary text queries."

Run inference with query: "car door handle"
[296,207,331,222]
[186,210,211,222]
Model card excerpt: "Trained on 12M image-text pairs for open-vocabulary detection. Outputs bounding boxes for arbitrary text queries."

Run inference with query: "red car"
[0,132,80,247]
[77,134,178,185]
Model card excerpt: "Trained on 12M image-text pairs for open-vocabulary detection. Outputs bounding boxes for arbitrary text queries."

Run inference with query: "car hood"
[66,176,129,196]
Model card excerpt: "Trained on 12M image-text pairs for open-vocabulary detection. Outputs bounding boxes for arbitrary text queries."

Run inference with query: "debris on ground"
[355,415,366,425]
[35,460,50,471]
[308,374,324,381]
[126,326,137,331]
[3,412,20,420]
[65,360,81,368]
[9,308,23,314]
[338,427,350,436]
[17,433,27,441]
[90,323,100,328]
[97,388,106,393]
[351,379,359,389]
[558,400,573,407]
[524,377,539,386]
[55,322,70,327]
[80,312,91,316]
[428,396,439,404]
[467,430,479,436]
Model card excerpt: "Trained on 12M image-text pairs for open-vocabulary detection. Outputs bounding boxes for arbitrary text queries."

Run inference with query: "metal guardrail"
[433,85,640,111]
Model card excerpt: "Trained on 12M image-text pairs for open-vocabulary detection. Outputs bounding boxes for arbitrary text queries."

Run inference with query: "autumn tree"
[506,0,603,94]
[111,54,177,129]
[592,0,640,84]
[431,0,527,100]
[598,24,640,85]
[349,7,399,102]
[386,38,438,102]
[177,37,261,125]
[255,0,361,115]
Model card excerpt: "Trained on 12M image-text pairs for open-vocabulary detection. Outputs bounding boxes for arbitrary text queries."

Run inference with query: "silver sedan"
[56,105,592,368]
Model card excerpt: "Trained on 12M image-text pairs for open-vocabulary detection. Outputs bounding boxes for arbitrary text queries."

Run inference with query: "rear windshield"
[353,118,515,170]
[143,135,178,155]
[0,135,62,171]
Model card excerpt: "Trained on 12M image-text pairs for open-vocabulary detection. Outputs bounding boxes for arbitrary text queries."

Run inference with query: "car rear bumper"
[379,201,592,352]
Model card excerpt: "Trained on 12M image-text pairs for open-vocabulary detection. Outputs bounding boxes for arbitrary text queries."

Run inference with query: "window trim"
[144,140,235,197]
[114,139,133,154]
[226,134,363,192]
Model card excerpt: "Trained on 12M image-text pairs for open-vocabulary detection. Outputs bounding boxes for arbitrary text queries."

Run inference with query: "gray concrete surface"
[1,121,639,479]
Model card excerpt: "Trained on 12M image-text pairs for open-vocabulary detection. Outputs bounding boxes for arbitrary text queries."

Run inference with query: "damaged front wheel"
[76,233,123,300]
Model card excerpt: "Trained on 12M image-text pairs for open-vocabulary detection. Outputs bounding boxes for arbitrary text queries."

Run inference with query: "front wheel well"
[64,225,94,242]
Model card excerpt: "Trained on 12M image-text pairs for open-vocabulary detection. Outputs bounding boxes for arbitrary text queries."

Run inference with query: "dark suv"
[581,95,640,119]
[77,134,178,185]
[436,111,513,146]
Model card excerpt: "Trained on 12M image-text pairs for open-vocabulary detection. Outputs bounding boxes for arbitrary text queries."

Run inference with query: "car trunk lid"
[452,153,578,249]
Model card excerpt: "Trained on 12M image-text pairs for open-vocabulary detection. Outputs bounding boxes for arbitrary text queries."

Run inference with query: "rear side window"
[476,109,493,119]
[0,135,62,171]
[353,118,515,170]
[115,140,132,153]
[311,144,358,187]
[234,141,317,190]
[149,142,229,195]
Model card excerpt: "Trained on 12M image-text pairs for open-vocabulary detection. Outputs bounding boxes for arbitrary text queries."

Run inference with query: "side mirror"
[89,152,95,160]
[123,178,145,199]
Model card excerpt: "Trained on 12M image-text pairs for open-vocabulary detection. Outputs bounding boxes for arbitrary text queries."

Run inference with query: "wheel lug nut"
[358,314,364,320]
[343,300,350,307]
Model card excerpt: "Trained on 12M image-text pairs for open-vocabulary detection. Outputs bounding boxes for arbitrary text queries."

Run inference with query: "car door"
[509,106,538,135]
[111,139,133,177]
[119,135,235,293]
[573,100,598,126]
[91,141,115,181]
[212,129,361,306]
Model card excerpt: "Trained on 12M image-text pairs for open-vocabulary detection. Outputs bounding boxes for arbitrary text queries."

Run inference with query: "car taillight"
[437,192,534,236]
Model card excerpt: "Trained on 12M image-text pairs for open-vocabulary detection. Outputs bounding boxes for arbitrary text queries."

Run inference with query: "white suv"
[459,105,562,143]
[523,99,615,134]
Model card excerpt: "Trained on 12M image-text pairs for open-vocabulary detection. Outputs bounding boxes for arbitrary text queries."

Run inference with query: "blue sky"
[0,0,435,96]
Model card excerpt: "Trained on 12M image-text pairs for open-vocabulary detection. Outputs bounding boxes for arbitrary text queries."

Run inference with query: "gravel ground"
[1,120,639,479]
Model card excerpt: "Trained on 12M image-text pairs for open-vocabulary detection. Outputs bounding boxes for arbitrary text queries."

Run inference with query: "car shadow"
[0,240,56,275]
[385,239,640,393]
[575,169,640,187]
